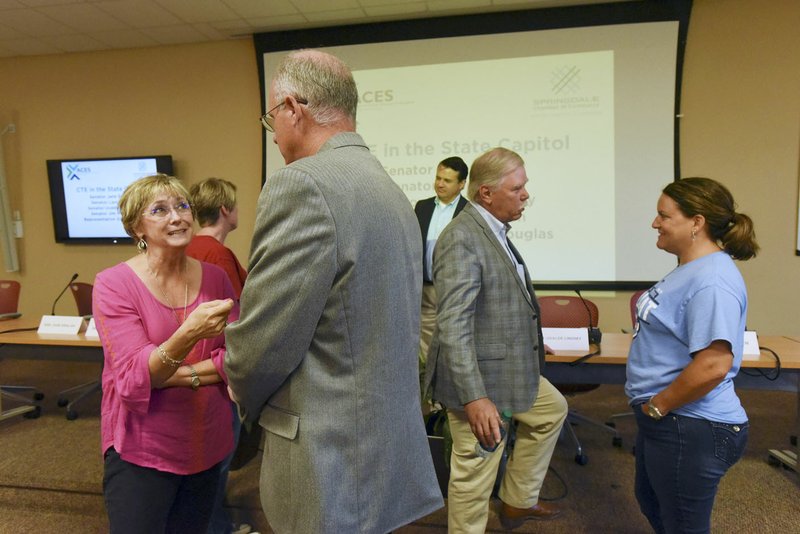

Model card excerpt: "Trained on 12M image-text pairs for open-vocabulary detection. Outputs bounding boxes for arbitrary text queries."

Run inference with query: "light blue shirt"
[472,202,526,285]
[425,196,460,282]
[625,252,748,424]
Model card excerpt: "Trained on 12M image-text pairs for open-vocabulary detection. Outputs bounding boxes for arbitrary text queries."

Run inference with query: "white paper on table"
[542,327,590,351]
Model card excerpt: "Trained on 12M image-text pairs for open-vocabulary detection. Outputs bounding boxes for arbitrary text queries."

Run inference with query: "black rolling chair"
[56,282,101,420]
[0,280,43,421]
[540,296,621,465]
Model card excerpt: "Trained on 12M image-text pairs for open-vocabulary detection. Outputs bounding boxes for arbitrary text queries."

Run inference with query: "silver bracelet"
[157,344,183,367]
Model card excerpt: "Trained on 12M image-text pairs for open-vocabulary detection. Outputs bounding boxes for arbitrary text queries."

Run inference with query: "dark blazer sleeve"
[414,197,436,280]
[454,195,468,216]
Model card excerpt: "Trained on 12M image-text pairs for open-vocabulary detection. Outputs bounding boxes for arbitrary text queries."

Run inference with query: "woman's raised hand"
[183,298,234,340]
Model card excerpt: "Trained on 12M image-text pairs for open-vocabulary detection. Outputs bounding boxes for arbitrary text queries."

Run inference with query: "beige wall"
[0,0,798,335]
[0,39,261,317]
[679,0,800,336]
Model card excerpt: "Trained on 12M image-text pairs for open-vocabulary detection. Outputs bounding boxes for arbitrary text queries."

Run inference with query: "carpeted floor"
[1,358,798,533]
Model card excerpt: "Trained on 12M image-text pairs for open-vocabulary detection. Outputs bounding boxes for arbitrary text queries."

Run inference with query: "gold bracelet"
[157,344,183,367]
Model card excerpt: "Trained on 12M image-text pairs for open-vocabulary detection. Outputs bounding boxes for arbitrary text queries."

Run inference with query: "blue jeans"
[207,402,243,534]
[633,407,748,534]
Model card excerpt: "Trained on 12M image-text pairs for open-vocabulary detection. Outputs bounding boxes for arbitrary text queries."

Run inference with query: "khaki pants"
[446,378,567,534]
[419,283,437,365]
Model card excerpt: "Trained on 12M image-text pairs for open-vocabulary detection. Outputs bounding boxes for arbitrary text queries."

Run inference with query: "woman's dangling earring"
[137,237,148,253]
[691,228,696,242]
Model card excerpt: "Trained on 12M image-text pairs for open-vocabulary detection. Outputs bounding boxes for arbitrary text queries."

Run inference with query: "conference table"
[545,332,800,476]
[0,318,101,422]
[1,319,798,475]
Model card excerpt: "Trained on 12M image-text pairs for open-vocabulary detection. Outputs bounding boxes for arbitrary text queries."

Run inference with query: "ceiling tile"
[0,36,60,55]
[427,0,491,11]
[40,32,110,52]
[0,0,627,58]
[305,8,368,24]
[17,0,83,6]
[0,22,29,39]
[95,0,184,28]
[291,0,360,13]
[247,14,310,33]
[37,3,130,32]
[153,0,239,23]
[222,0,298,18]
[139,23,211,45]
[358,0,420,6]
[88,28,160,49]
[363,2,427,17]
[493,0,624,5]
[0,0,27,10]
[206,18,253,33]
[0,8,75,36]
[192,22,230,40]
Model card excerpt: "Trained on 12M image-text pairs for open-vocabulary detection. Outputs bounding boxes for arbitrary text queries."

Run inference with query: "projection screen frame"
[253,0,692,290]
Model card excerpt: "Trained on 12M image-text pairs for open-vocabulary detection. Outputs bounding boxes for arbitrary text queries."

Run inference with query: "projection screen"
[254,0,692,289]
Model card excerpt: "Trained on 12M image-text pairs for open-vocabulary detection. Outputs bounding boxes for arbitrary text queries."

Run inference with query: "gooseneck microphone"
[51,273,79,315]
[575,289,602,345]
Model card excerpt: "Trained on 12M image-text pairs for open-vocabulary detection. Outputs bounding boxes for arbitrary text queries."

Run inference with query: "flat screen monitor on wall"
[47,155,173,244]
[254,0,692,290]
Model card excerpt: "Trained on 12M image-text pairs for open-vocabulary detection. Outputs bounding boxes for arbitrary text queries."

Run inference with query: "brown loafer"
[498,501,562,529]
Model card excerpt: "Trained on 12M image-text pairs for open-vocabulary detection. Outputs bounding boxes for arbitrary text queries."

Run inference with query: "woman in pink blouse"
[93,174,238,534]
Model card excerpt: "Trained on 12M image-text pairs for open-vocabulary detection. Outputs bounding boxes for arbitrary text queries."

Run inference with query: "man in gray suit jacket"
[424,147,568,533]
[225,50,442,534]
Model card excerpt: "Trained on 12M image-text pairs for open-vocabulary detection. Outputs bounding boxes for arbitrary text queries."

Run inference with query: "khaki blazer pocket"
[476,343,506,360]
[259,404,300,440]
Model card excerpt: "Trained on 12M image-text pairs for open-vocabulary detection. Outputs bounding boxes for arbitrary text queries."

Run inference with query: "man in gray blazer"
[225,50,442,534]
[424,147,568,533]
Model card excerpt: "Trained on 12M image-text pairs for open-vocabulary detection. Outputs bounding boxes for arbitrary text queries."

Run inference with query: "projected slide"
[61,158,158,238]
[354,52,614,280]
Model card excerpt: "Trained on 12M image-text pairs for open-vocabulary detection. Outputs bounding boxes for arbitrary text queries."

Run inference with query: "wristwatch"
[645,399,664,420]
[188,365,200,391]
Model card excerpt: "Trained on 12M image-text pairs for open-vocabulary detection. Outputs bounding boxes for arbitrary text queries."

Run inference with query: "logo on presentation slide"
[551,65,581,94]
[531,64,601,112]
[66,164,90,180]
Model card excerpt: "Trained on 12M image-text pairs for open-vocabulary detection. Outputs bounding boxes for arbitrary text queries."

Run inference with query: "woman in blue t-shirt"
[625,177,759,534]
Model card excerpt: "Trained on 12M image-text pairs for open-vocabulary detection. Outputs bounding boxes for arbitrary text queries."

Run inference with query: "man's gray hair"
[467,147,525,201]
[272,50,358,125]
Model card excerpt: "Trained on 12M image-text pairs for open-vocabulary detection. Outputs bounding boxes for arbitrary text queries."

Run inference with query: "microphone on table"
[575,289,602,345]
[51,273,78,315]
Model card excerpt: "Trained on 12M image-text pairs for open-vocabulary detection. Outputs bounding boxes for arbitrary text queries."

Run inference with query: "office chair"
[70,282,94,319]
[0,280,43,421]
[56,282,100,420]
[539,296,620,465]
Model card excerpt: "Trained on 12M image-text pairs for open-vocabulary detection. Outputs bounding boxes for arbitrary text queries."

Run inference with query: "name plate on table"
[742,330,760,359]
[38,315,85,335]
[85,318,99,338]
[542,328,589,351]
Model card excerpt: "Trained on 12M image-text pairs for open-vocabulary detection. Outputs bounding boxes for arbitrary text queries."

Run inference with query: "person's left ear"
[693,214,706,230]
